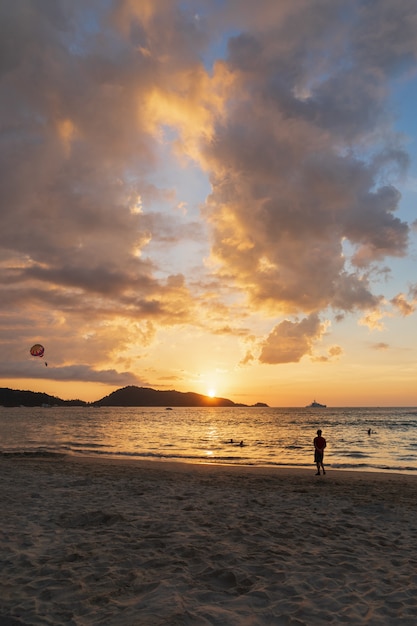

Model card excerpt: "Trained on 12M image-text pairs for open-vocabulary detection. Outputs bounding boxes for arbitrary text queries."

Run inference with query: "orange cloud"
[259,314,327,364]
[390,293,416,316]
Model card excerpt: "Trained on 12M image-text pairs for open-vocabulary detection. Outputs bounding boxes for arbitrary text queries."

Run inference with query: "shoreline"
[2,455,417,624]
[65,453,417,479]
[3,449,417,477]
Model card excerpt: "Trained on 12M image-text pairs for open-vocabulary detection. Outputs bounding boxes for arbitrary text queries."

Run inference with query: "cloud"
[390,293,416,316]
[409,283,417,299]
[259,314,327,364]
[359,309,387,331]
[1,1,417,381]
[239,350,255,366]
[371,342,390,351]
[199,1,417,324]
[0,362,143,386]
[311,345,344,363]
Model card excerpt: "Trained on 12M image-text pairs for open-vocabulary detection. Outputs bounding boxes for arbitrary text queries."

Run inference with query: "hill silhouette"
[92,386,252,407]
[0,386,268,408]
[0,387,86,407]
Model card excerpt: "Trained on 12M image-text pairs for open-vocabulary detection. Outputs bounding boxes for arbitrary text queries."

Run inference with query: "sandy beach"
[1,456,417,625]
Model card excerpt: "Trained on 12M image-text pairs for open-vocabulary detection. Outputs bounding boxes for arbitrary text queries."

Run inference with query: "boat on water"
[306,400,327,408]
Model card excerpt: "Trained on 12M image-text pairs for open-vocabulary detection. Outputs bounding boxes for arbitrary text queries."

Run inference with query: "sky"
[1,0,417,407]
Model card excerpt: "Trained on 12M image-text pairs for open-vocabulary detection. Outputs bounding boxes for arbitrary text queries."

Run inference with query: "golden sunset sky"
[1,0,417,406]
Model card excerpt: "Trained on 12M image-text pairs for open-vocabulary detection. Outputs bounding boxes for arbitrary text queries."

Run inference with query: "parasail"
[30,344,48,366]
[30,344,44,357]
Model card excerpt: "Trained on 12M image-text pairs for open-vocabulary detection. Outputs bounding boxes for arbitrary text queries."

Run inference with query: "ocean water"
[1,405,417,473]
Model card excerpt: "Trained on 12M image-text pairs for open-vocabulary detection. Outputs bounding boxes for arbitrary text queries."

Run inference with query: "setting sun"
[207,388,216,398]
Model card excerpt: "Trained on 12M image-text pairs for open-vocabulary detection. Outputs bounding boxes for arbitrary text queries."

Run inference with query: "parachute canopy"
[30,344,45,358]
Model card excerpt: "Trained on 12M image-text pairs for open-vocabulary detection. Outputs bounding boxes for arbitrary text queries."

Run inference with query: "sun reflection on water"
[1,406,417,472]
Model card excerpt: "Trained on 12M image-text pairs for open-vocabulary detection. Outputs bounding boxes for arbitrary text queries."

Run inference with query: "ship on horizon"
[306,400,327,408]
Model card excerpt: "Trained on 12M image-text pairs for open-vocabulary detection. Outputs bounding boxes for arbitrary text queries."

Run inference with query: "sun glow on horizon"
[207,388,216,398]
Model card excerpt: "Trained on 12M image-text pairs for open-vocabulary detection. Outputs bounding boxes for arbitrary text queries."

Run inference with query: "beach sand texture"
[1,457,417,625]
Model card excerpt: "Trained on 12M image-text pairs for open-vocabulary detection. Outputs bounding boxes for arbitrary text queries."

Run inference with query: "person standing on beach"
[314,429,326,475]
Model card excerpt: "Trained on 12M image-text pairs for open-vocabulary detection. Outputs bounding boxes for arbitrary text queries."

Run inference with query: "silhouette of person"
[314,429,326,475]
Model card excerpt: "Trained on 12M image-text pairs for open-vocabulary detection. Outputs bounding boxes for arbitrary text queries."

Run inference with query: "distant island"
[0,386,269,408]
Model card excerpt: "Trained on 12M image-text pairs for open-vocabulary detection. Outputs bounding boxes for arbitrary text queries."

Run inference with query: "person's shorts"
[314,451,323,463]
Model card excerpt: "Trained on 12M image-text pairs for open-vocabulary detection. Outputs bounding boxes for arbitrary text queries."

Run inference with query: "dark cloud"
[202,0,416,322]
[371,342,389,351]
[0,362,143,385]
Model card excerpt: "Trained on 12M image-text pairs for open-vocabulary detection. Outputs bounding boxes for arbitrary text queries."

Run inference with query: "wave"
[329,462,417,473]
[0,450,66,459]
[62,441,111,449]
[2,446,417,474]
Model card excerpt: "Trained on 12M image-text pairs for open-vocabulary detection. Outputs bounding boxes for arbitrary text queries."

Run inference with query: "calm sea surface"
[1,406,417,474]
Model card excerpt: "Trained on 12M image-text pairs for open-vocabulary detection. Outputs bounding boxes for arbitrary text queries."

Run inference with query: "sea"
[1,405,417,474]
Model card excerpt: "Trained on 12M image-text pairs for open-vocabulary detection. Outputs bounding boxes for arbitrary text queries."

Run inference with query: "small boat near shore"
[306,400,327,408]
